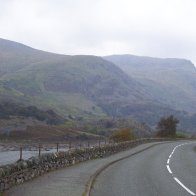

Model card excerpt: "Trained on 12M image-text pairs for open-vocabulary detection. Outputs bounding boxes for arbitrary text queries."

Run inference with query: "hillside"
[0,38,156,118]
[0,102,63,124]
[104,55,196,113]
[0,38,195,134]
[0,38,64,76]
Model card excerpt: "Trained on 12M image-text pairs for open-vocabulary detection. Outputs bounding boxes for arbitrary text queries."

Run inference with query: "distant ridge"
[104,54,196,113]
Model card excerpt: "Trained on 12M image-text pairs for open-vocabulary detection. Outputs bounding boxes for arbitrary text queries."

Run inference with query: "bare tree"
[157,115,179,137]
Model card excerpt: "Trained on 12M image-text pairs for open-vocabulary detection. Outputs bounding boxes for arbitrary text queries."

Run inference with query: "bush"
[110,128,134,142]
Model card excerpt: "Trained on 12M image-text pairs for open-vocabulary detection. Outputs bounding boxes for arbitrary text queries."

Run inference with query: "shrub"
[110,128,134,142]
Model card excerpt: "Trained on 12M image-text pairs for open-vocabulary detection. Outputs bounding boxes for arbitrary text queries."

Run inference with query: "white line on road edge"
[174,177,196,195]
[167,142,196,195]
[166,164,172,174]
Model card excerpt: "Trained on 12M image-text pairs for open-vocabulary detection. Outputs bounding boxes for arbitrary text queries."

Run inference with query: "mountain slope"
[0,38,65,76]
[0,38,153,118]
[0,39,195,133]
[104,54,196,113]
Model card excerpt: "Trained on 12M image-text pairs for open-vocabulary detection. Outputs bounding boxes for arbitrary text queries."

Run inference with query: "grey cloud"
[0,0,195,65]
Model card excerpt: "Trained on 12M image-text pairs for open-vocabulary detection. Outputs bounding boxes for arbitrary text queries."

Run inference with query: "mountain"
[104,54,196,113]
[0,38,63,76]
[0,38,153,118]
[0,38,195,134]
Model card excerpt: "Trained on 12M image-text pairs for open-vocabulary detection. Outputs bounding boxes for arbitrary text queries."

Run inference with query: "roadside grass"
[176,132,187,139]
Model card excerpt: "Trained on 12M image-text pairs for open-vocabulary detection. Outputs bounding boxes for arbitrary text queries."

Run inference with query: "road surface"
[91,141,196,196]
[6,141,195,196]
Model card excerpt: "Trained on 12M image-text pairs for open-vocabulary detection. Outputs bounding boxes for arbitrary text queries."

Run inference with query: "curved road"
[6,141,195,196]
[91,141,196,196]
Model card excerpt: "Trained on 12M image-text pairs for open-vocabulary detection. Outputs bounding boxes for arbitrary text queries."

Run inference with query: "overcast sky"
[0,0,196,65]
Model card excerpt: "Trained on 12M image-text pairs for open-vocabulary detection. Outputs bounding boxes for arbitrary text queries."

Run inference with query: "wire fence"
[16,139,110,161]
[1,137,188,165]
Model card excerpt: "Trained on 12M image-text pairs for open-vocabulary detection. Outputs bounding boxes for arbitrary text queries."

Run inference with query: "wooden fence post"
[69,141,72,150]
[19,146,23,160]
[57,143,59,152]
[38,144,41,157]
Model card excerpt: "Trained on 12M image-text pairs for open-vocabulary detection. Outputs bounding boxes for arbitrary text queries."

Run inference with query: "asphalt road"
[91,141,196,196]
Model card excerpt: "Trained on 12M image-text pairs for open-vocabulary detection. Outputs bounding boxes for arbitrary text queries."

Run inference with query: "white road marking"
[166,164,172,174]
[174,177,196,195]
[167,158,170,164]
[166,142,196,195]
